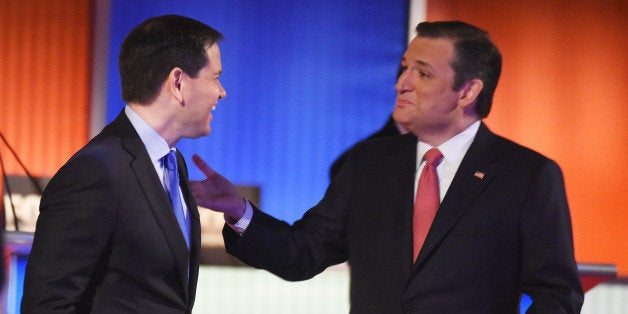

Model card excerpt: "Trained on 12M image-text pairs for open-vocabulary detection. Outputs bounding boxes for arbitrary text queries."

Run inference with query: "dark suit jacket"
[329,115,401,179]
[225,123,583,313]
[22,112,201,313]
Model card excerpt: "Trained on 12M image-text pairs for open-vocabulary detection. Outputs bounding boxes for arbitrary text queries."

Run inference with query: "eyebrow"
[400,56,435,71]
[414,60,435,71]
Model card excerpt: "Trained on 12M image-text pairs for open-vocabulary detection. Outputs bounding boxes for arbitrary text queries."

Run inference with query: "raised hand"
[190,154,246,222]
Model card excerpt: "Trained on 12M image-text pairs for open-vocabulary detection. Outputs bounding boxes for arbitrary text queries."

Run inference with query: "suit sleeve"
[519,159,584,313]
[223,192,350,281]
[21,154,116,313]
[223,145,361,281]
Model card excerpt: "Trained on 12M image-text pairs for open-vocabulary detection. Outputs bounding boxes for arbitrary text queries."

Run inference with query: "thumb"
[192,154,216,178]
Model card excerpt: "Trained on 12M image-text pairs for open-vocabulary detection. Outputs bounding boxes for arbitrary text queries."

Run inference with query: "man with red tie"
[191,21,583,313]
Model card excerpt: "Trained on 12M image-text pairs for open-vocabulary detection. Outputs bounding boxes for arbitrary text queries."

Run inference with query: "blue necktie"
[163,150,191,248]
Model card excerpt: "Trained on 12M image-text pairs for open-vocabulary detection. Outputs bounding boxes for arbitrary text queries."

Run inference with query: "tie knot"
[163,150,178,172]
[423,148,443,166]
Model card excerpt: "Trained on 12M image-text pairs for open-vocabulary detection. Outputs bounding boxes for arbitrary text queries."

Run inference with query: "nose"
[395,69,411,94]
[218,81,226,99]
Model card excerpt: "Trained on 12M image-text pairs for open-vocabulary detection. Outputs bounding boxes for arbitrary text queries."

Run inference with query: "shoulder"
[338,133,416,173]
[495,134,545,159]
[480,126,563,176]
[47,120,139,191]
[353,133,416,155]
[69,131,127,169]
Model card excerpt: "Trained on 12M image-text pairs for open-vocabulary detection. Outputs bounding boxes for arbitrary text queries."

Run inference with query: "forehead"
[205,44,222,72]
[402,36,455,70]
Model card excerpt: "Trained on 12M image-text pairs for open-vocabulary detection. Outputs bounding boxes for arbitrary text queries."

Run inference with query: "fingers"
[192,154,215,178]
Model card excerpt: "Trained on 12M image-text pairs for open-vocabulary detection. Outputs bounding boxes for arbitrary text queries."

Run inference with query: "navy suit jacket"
[225,123,583,313]
[22,112,201,313]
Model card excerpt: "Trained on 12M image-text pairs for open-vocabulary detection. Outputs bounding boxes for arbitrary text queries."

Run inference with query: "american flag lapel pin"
[474,171,485,179]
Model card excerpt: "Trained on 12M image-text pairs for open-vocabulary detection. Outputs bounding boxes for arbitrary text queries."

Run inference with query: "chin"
[190,128,211,139]
[392,110,408,124]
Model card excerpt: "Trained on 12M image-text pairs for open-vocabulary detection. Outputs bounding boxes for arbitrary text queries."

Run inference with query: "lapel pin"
[474,171,485,179]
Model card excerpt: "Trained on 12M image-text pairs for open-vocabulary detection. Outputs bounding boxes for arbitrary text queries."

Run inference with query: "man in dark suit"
[21,15,226,313]
[190,21,583,313]
[329,67,408,180]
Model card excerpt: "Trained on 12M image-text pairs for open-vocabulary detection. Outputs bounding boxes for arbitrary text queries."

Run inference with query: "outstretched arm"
[189,154,246,223]
[191,155,350,282]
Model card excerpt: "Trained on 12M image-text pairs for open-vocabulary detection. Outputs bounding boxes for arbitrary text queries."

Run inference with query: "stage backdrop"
[0,0,92,180]
[427,0,628,277]
[3,0,625,279]
[105,0,408,223]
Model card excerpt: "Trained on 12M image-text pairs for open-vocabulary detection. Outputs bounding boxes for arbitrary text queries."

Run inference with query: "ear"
[168,67,185,104]
[458,78,484,108]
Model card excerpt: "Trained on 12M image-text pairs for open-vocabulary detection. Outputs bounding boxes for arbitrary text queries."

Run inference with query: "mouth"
[211,105,216,111]
[395,98,413,107]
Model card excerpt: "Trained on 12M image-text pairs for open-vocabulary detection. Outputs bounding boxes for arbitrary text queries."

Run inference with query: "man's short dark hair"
[416,21,502,118]
[119,15,224,105]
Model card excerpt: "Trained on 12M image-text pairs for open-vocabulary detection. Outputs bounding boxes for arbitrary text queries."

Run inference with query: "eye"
[207,77,219,87]
[419,71,430,79]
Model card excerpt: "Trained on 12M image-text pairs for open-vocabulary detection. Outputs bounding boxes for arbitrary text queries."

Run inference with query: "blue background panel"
[106,0,408,223]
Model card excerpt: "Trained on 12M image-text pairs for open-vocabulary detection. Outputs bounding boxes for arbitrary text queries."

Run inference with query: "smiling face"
[393,36,478,145]
[180,43,226,138]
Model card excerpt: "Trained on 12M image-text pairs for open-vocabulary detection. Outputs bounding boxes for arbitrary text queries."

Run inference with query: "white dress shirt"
[125,105,189,219]
[415,120,481,202]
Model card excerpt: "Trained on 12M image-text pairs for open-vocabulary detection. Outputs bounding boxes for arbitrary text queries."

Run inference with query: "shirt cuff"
[227,200,253,234]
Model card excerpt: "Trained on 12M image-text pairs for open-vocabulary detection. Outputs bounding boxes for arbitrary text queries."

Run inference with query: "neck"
[128,103,179,147]
[414,118,479,147]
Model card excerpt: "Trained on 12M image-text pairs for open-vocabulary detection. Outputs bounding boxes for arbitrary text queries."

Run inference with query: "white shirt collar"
[417,120,481,168]
[415,120,481,201]
[125,105,172,163]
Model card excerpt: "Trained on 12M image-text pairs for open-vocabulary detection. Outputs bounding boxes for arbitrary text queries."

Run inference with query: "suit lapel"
[392,135,422,270]
[112,112,193,300]
[413,123,499,268]
[176,151,200,304]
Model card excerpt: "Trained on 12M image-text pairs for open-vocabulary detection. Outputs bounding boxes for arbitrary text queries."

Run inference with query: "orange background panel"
[427,0,628,276]
[0,0,92,178]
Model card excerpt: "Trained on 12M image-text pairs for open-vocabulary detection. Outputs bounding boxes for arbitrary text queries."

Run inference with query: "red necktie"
[413,148,443,262]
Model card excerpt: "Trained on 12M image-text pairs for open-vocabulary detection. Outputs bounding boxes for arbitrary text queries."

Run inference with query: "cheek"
[393,104,418,122]
[210,87,223,100]
[188,99,211,122]
[417,88,457,110]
